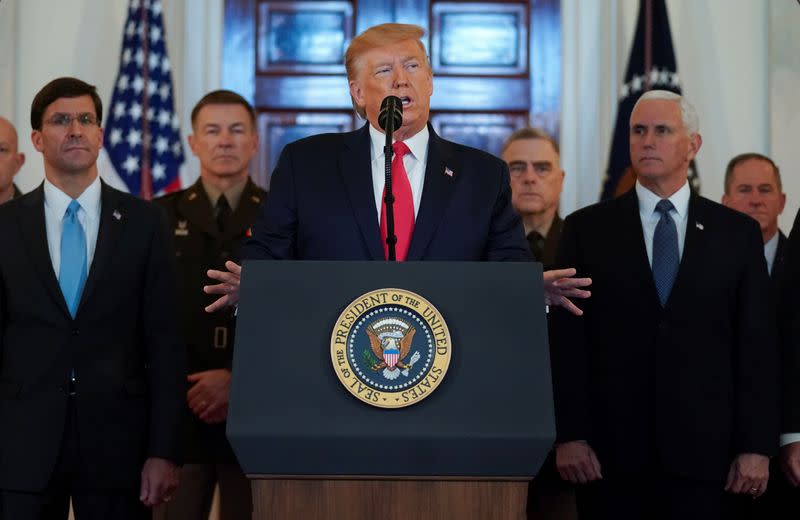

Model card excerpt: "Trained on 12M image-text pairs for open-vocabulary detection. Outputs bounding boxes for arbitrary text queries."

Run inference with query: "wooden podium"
[251,478,528,519]
[229,261,554,520]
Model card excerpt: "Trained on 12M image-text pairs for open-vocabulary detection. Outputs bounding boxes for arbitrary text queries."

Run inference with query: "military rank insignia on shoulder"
[330,288,451,409]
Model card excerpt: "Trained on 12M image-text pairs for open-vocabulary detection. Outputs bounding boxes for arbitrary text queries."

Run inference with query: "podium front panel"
[228,261,554,477]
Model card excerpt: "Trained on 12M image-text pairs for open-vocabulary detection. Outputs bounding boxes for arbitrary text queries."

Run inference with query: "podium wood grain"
[252,479,528,519]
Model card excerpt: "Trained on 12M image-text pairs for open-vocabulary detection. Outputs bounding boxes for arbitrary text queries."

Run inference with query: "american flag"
[600,0,700,200]
[103,0,184,199]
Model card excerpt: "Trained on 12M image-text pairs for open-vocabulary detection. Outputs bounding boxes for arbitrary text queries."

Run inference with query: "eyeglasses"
[45,113,100,128]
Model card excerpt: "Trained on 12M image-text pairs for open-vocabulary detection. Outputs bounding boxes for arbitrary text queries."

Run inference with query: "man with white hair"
[549,90,778,519]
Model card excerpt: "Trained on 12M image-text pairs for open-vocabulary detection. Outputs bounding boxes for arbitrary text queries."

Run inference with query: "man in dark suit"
[721,153,787,300]
[0,116,25,204]
[721,152,793,518]
[204,23,590,316]
[0,77,185,519]
[154,90,264,520]
[776,209,800,519]
[502,127,566,270]
[721,156,789,519]
[549,90,779,519]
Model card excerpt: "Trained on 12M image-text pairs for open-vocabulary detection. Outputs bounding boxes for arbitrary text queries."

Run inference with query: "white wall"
[0,0,16,119]
[1,0,795,230]
[643,0,771,225]
[770,0,800,232]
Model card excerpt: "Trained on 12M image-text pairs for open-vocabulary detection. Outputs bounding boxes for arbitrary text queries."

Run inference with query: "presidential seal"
[330,288,452,409]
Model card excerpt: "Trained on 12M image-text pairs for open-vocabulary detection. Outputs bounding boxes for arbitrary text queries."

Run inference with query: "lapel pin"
[695,222,704,230]
[444,166,454,178]
[251,195,261,204]
[113,210,122,221]
[188,192,198,201]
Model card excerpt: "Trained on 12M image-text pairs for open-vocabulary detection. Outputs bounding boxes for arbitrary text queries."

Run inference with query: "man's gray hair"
[631,90,699,135]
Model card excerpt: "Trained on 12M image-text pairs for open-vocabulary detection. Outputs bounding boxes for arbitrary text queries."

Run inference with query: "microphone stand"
[383,114,397,261]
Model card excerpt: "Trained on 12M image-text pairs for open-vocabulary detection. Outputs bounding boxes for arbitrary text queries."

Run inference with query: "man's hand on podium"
[204,262,592,317]
[543,268,592,316]
[205,261,242,312]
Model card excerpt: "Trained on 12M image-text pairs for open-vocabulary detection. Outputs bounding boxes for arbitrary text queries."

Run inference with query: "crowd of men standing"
[0,21,798,520]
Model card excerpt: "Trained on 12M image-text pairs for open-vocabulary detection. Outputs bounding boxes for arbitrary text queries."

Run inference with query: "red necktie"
[380,141,414,261]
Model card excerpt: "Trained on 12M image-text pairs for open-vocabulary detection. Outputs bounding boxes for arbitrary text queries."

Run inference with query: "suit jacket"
[549,188,779,482]
[155,178,266,463]
[243,123,531,262]
[0,181,185,491]
[770,231,787,307]
[781,212,800,435]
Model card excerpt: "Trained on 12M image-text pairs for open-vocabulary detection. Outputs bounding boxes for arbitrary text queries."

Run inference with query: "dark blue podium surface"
[228,260,554,478]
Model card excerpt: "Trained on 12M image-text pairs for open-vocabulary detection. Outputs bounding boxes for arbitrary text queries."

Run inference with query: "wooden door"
[223,0,561,188]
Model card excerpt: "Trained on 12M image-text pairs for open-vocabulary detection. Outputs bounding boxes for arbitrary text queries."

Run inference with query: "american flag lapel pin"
[695,222,704,230]
[113,210,122,221]
[444,166,454,178]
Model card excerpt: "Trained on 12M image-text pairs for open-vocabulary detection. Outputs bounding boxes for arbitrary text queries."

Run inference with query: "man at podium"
[204,23,590,316]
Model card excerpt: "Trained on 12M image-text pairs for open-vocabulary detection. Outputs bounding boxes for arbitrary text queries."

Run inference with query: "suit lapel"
[19,185,71,316]
[773,232,787,279]
[78,182,125,312]
[339,124,383,260]
[617,189,661,306]
[178,180,219,239]
[406,126,458,261]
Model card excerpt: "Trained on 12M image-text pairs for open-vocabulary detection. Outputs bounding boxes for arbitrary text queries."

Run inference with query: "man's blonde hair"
[345,23,430,119]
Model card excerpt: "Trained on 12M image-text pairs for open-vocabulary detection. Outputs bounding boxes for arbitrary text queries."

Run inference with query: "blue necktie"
[652,199,679,306]
[59,200,88,317]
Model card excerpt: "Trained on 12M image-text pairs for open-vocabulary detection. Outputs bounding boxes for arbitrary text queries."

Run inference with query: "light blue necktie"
[652,199,679,306]
[59,200,88,317]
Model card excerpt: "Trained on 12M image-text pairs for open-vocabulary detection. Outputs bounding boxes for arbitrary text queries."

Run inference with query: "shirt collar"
[44,175,102,220]
[369,123,429,162]
[635,179,691,220]
[200,177,248,211]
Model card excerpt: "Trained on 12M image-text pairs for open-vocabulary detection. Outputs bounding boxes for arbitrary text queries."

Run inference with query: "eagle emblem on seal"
[365,317,421,381]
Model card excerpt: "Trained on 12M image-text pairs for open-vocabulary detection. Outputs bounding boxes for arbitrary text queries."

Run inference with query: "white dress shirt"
[636,180,691,266]
[44,176,102,277]
[369,123,429,224]
[764,231,779,275]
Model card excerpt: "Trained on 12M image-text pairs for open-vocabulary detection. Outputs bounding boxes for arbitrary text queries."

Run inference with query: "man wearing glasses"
[0,77,185,519]
[501,128,566,270]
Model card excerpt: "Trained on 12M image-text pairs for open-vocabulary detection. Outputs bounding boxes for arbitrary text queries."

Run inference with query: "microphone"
[378,96,403,261]
[378,96,403,133]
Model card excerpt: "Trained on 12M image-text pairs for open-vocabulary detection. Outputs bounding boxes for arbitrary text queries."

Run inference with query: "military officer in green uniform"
[153,90,265,520]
